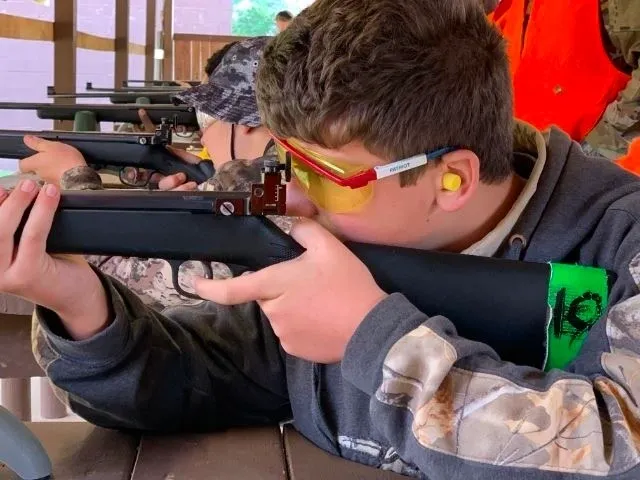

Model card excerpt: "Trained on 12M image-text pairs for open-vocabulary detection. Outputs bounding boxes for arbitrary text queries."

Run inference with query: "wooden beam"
[145,0,157,81]
[0,14,145,52]
[114,0,130,88]
[162,0,173,80]
[53,0,76,131]
[0,13,52,40]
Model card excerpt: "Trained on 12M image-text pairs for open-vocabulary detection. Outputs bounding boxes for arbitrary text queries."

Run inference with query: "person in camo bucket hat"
[173,36,266,130]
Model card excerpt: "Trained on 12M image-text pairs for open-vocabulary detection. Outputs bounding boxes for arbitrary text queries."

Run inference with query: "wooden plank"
[114,0,130,88]
[0,294,33,316]
[0,314,43,379]
[131,427,287,479]
[161,0,173,80]
[0,14,144,54]
[0,14,52,41]
[173,33,248,43]
[128,44,146,56]
[283,426,408,480]
[77,32,115,51]
[190,40,201,80]
[53,0,77,131]
[145,0,157,80]
[0,422,140,480]
[173,39,191,84]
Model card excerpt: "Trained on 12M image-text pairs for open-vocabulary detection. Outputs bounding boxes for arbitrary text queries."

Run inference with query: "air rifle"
[47,86,174,105]
[85,82,185,93]
[0,119,213,184]
[124,79,200,88]
[15,158,611,372]
[0,103,199,128]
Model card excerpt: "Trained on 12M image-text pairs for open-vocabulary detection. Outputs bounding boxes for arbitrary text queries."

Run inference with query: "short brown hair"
[275,10,293,21]
[256,0,514,185]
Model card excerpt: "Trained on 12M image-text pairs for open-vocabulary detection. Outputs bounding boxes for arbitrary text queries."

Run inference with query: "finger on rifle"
[138,109,156,132]
[288,218,337,251]
[158,172,187,190]
[14,184,60,264]
[193,265,285,305]
[0,180,40,269]
[22,135,50,153]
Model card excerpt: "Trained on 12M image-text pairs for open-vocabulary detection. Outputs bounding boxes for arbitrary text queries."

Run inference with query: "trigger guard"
[168,260,201,300]
[203,262,213,280]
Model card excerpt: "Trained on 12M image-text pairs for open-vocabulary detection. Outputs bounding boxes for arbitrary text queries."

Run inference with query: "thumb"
[23,135,50,152]
[193,267,282,305]
[289,218,338,250]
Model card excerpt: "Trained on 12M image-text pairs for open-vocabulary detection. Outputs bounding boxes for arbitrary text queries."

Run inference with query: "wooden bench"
[0,296,409,479]
[1,423,408,479]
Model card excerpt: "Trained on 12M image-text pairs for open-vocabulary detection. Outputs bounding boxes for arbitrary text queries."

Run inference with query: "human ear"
[433,149,480,212]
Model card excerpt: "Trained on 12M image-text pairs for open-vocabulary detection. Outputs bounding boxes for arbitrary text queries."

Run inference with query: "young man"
[21,37,274,188]
[18,37,278,310]
[275,10,293,32]
[3,1,640,478]
[486,0,640,161]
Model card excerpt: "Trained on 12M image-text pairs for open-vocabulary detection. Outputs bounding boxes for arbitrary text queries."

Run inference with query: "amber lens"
[275,143,373,213]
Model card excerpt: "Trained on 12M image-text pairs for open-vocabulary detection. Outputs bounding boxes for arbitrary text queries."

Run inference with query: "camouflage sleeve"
[60,165,104,190]
[32,267,291,432]
[341,210,640,478]
[84,153,292,312]
[585,0,640,160]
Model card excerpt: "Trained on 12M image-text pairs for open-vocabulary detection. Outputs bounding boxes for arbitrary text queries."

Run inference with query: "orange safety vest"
[617,139,640,175]
[489,0,631,141]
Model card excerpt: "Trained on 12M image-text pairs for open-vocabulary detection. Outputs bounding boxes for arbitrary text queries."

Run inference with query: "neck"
[436,172,526,253]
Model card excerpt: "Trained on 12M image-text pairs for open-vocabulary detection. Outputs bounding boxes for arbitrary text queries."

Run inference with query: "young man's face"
[200,120,270,169]
[285,140,448,248]
[276,19,290,32]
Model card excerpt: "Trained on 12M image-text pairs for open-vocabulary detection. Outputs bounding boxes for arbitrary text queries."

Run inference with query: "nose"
[286,179,318,217]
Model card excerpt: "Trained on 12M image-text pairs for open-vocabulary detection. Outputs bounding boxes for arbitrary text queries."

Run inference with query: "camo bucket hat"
[172,36,269,128]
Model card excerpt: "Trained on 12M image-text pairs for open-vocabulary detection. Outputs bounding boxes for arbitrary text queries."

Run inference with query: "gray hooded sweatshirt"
[32,126,640,479]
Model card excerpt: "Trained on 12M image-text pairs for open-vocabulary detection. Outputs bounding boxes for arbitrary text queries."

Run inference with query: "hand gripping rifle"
[0,118,214,185]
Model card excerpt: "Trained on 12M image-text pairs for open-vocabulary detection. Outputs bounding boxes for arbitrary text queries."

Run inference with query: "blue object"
[0,405,52,479]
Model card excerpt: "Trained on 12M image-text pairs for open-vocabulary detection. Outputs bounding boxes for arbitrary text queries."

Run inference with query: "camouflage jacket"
[62,150,292,312]
[33,126,640,479]
[583,0,640,159]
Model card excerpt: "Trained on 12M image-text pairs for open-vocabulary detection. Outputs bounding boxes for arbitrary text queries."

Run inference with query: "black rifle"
[14,159,613,369]
[85,82,185,93]
[0,103,198,128]
[124,79,200,88]
[47,86,174,105]
[0,120,213,184]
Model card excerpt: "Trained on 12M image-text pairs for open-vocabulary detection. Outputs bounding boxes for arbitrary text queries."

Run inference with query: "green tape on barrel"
[136,97,151,105]
[544,263,609,371]
[73,111,99,132]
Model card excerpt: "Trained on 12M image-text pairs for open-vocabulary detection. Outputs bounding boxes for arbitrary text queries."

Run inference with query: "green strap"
[544,263,609,371]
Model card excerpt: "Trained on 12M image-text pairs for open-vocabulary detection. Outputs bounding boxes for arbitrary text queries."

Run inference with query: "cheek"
[325,179,434,246]
[201,126,230,168]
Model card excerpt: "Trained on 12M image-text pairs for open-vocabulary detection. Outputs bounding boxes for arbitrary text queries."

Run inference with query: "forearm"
[342,290,640,479]
[32,268,291,432]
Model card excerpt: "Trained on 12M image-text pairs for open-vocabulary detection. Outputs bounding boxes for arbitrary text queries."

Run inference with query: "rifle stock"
[0,130,214,184]
[14,187,612,369]
[0,103,198,127]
